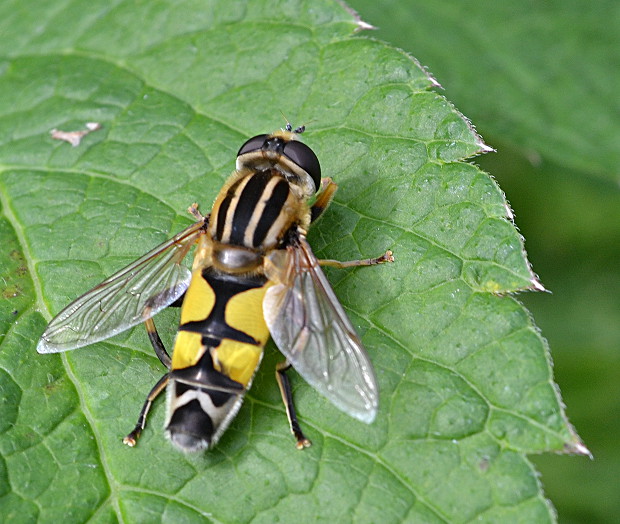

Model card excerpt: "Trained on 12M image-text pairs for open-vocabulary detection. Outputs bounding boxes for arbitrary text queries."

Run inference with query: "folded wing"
[264,237,378,423]
[37,221,204,353]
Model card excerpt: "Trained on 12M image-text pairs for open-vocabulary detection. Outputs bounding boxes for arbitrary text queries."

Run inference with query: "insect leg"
[187,203,210,224]
[123,373,169,447]
[318,250,395,268]
[142,290,186,369]
[275,360,312,449]
[310,177,338,223]
[144,318,172,369]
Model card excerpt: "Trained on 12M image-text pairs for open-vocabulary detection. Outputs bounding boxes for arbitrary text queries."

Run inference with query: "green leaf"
[347,2,617,522]
[346,0,620,184]
[0,1,583,522]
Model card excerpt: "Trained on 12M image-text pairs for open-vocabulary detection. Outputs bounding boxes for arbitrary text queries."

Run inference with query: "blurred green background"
[345,1,620,523]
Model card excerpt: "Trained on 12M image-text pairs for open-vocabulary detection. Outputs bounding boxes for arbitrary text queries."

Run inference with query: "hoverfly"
[37,124,394,452]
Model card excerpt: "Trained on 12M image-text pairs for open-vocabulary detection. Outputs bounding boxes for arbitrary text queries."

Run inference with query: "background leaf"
[0,0,585,522]
[345,0,619,522]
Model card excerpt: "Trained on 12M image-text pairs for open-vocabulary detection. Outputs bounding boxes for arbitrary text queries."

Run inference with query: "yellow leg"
[310,178,338,223]
[319,250,394,268]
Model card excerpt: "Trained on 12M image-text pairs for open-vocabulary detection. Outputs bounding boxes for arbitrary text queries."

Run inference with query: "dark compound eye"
[283,140,321,191]
[237,133,321,192]
[237,134,269,157]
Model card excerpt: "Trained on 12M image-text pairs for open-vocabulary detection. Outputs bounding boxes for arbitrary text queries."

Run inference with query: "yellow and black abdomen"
[165,268,271,452]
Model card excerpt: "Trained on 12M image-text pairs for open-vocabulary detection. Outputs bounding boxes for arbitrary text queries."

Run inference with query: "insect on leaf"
[0,1,583,522]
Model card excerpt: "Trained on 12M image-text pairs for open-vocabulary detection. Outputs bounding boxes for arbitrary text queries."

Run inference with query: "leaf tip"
[530,277,546,292]
[451,108,493,155]
[426,70,442,88]
[355,19,376,32]
[336,0,377,32]
[564,441,593,459]
[477,139,495,153]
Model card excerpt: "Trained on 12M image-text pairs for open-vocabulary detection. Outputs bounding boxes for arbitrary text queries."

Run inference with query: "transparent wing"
[264,237,378,423]
[37,221,205,354]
